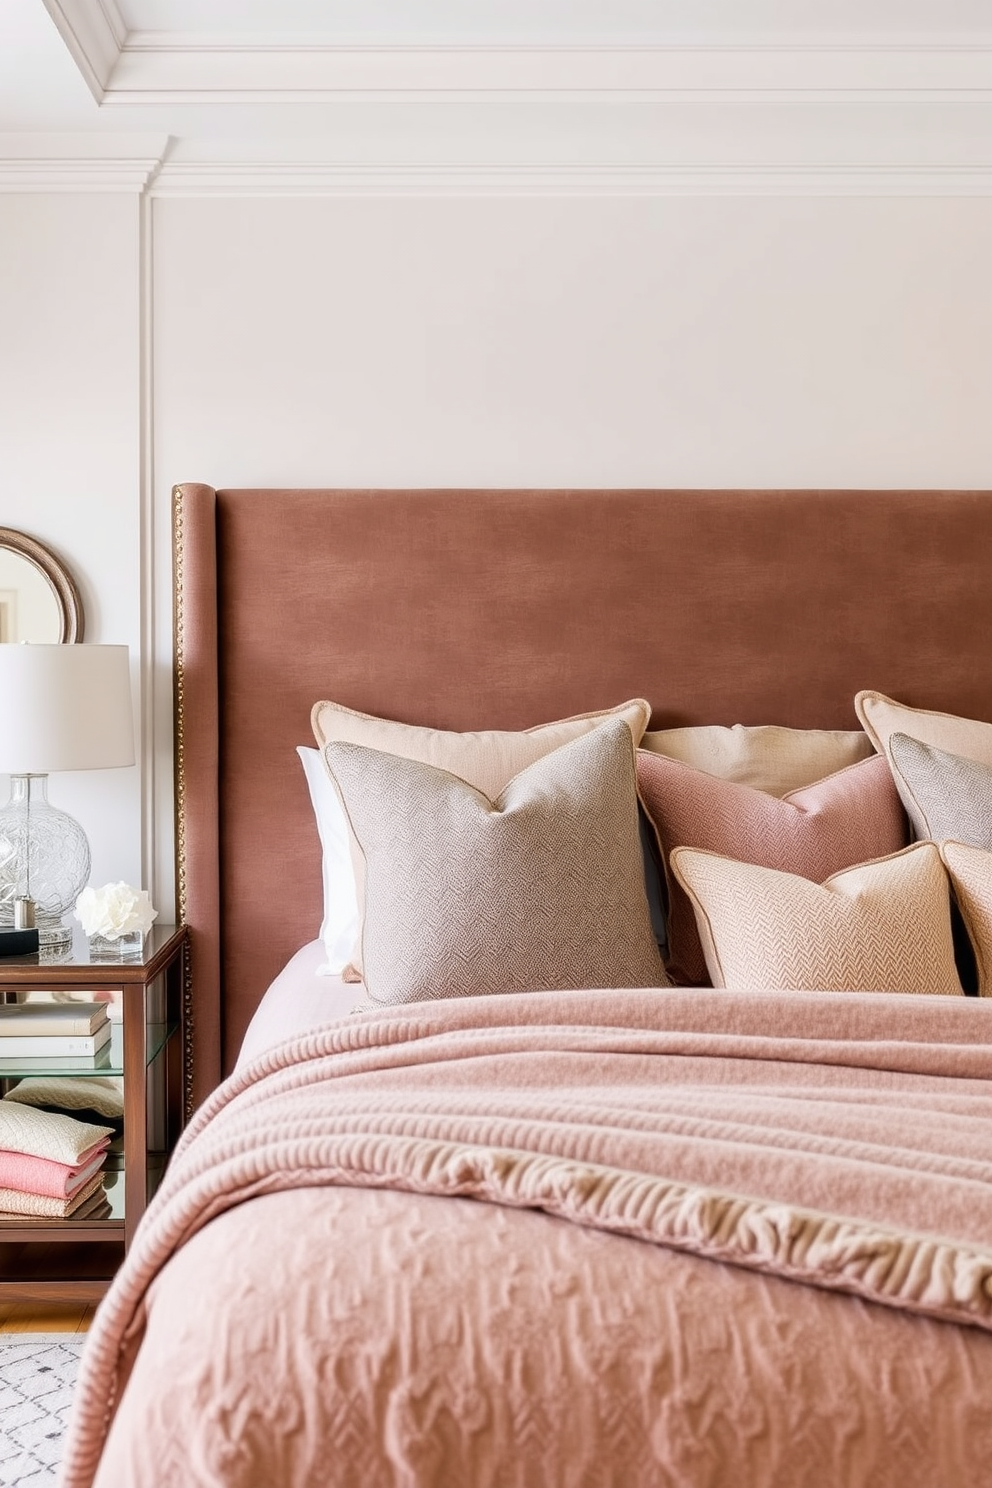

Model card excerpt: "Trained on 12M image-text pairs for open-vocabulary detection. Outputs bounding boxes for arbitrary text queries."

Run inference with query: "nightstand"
[0,923,187,1303]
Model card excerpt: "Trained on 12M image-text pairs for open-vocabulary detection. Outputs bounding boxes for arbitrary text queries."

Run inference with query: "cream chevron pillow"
[940,842,992,997]
[324,718,668,1006]
[669,843,961,996]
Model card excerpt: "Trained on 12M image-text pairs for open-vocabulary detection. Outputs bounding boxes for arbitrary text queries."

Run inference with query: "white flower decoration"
[74,883,158,941]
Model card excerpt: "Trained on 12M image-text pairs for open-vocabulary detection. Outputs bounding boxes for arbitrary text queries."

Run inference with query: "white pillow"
[297,746,360,975]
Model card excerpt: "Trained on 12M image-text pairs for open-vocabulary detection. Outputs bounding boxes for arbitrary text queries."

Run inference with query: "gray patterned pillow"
[889,732,992,847]
[325,718,669,1005]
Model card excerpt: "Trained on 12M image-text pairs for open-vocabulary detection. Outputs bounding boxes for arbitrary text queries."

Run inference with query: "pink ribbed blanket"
[61,986,992,1488]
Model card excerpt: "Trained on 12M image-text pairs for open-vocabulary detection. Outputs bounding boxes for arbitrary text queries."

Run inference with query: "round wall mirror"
[0,529,83,643]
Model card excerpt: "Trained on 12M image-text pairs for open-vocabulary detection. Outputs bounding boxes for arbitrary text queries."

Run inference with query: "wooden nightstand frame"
[0,923,187,1303]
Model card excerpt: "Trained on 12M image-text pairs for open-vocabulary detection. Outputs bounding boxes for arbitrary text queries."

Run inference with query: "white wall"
[5,186,992,920]
[154,194,992,490]
[0,191,143,907]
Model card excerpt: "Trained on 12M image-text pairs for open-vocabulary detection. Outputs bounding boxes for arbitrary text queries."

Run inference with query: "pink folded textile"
[0,1169,106,1219]
[0,1138,110,1200]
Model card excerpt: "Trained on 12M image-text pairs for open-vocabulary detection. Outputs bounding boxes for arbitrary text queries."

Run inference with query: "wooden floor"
[0,1301,95,1334]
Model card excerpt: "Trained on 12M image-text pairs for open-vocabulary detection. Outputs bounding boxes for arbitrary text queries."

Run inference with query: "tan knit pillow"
[940,841,992,997]
[642,724,872,798]
[669,843,961,995]
[324,718,668,1005]
[855,691,992,839]
[313,696,651,979]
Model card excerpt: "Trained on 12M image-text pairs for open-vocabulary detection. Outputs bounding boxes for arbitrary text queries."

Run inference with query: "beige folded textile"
[0,1103,113,1165]
[61,986,992,1488]
[0,1169,105,1219]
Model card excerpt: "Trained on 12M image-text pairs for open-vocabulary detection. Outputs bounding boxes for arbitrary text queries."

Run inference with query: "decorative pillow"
[670,843,961,995]
[855,691,992,839]
[635,751,908,985]
[939,842,992,997]
[297,746,361,974]
[3,1076,124,1122]
[324,718,668,1006]
[313,697,651,979]
[887,733,992,849]
[642,724,873,798]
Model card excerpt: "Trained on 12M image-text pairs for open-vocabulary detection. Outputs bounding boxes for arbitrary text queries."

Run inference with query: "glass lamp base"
[37,922,73,954]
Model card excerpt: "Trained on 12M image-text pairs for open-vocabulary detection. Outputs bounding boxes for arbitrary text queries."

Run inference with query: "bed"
[61,486,992,1488]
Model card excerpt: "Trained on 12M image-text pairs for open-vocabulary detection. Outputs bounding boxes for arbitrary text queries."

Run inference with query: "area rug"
[0,1335,85,1487]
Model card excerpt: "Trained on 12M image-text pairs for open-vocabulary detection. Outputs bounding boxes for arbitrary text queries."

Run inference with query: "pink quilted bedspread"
[61,986,992,1488]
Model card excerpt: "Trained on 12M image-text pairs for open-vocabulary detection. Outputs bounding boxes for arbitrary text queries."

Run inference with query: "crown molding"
[150,162,992,199]
[105,44,992,105]
[41,0,126,102]
[37,4,992,107]
[0,133,167,191]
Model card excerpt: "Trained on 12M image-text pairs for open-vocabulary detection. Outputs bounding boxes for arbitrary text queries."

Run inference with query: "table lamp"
[0,644,134,952]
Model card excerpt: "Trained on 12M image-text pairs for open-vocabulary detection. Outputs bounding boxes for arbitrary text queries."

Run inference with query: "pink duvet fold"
[61,985,992,1488]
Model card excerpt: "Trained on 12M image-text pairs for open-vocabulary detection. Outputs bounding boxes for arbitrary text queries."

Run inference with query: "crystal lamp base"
[38,922,73,953]
[0,774,91,931]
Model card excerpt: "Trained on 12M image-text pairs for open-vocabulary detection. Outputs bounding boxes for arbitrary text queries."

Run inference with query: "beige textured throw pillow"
[642,724,873,798]
[855,691,992,839]
[314,696,651,978]
[669,843,961,995]
[324,718,668,1005]
[940,841,992,997]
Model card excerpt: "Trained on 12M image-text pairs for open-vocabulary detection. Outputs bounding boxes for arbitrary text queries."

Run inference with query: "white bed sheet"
[235,940,360,1068]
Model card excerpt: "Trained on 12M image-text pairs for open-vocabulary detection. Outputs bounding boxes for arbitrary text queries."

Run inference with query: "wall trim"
[150,162,992,199]
[38,2,992,106]
[68,37,992,107]
[0,134,168,192]
[40,0,125,102]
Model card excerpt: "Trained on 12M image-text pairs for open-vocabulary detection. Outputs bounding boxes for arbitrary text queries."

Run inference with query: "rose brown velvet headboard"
[174,484,992,1113]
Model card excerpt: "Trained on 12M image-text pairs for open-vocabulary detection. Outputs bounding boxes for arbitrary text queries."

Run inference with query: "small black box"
[0,926,40,957]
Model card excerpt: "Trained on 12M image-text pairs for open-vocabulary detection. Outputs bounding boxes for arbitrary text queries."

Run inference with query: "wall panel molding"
[151,162,992,198]
[0,134,167,192]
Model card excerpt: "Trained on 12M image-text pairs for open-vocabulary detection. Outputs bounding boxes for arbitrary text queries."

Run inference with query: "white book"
[0,1002,110,1037]
[0,1021,113,1058]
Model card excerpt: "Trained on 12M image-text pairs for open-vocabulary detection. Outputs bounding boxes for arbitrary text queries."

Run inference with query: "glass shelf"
[0,1018,178,1079]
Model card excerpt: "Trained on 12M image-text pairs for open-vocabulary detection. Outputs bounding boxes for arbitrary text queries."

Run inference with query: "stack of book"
[0,1002,114,1217]
[0,1000,112,1064]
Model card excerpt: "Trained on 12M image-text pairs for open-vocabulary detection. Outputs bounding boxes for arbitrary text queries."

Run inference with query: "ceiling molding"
[35,6,992,107]
[104,46,992,105]
[41,0,126,102]
[150,162,992,199]
[0,132,167,190]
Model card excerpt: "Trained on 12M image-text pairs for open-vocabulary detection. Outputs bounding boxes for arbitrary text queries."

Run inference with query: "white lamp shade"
[0,644,135,773]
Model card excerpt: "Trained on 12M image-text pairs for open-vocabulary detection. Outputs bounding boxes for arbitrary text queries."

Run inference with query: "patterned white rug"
[0,1335,85,1487]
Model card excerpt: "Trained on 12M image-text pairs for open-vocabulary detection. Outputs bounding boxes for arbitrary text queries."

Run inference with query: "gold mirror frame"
[0,527,84,642]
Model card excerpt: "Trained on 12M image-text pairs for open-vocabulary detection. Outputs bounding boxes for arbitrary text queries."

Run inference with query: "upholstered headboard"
[174,485,992,1111]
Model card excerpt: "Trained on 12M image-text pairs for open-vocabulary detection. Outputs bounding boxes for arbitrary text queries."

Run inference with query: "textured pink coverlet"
[62,986,992,1488]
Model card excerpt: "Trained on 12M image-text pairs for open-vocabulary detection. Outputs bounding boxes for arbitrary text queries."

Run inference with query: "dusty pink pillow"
[636,752,909,985]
